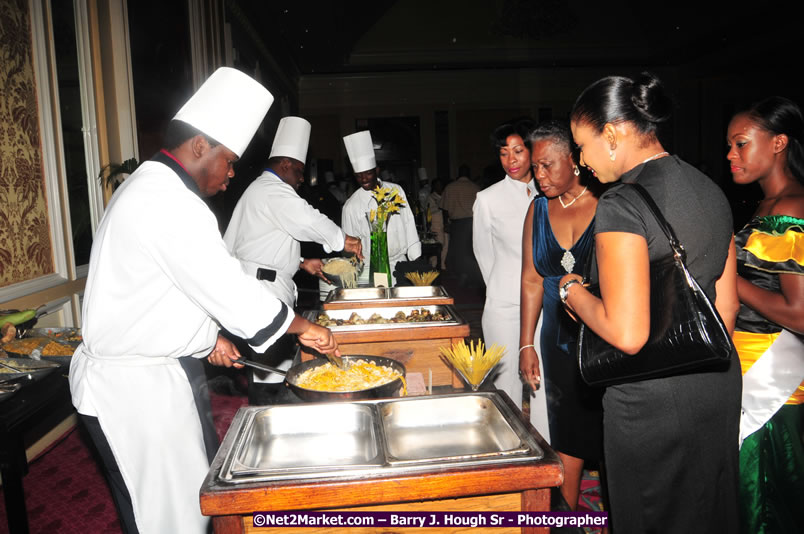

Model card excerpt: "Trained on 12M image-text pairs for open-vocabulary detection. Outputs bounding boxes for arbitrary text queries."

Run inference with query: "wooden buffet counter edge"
[200,394,563,534]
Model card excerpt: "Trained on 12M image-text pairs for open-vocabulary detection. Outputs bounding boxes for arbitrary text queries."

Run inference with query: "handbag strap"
[628,183,687,262]
[581,181,686,283]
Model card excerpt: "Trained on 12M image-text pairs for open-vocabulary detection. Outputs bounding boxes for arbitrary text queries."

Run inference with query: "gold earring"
[574,165,580,176]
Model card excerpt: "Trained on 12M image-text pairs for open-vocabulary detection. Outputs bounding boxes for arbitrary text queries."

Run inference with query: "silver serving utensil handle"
[0,359,33,379]
[234,358,287,376]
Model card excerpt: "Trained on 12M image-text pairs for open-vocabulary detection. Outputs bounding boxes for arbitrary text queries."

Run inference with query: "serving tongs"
[236,348,347,372]
[234,358,287,375]
[0,359,33,380]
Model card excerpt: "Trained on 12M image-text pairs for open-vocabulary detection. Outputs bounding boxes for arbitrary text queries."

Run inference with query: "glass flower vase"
[369,219,392,287]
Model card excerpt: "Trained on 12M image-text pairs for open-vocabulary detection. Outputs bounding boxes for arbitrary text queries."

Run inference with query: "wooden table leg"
[212,515,244,534]
[521,488,550,534]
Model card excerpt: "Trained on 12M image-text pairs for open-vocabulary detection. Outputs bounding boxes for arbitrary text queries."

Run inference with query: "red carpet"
[0,389,248,534]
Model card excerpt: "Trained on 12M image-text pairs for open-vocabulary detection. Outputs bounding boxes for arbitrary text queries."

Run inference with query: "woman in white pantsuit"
[473,118,550,442]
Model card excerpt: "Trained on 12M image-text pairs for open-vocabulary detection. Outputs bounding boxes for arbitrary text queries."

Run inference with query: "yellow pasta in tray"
[295,359,405,393]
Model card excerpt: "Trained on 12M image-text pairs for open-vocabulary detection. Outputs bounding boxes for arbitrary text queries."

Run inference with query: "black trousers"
[79,356,218,534]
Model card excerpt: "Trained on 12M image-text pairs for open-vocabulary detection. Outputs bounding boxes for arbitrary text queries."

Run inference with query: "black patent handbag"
[577,183,735,387]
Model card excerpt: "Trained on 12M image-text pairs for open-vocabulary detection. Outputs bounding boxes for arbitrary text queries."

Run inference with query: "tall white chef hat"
[343,131,376,173]
[418,167,428,181]
[172,67,273,158]
[269,116,311,163]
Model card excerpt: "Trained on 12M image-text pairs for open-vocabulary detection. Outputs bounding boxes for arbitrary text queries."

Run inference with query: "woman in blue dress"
[519,120,604,509]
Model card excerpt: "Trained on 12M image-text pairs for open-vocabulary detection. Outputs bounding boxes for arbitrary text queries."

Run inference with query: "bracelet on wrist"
[519,344,535,353]
[559,278,582,304]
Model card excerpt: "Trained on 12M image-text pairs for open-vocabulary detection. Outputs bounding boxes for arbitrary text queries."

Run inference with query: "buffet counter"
[200,391,562,534]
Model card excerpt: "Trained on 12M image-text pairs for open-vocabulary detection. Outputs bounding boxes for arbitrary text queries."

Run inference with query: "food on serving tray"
[404,271,439,286]
[322,258,359,288]
[41,341,77,356]
[3,336,78,357]
[45,329,82,343]
[294,358,405,393]
[315,308,451,327]
[1,322,16,344]
[440,339,506,389]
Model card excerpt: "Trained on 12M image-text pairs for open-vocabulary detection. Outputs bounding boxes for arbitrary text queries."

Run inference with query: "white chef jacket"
[341,180,421,285]
[472,176,550,441]
[223,169,346,307]
[69,152,294,534]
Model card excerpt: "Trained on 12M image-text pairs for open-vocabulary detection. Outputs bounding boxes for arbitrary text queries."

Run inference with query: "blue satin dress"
[531,196,603,459]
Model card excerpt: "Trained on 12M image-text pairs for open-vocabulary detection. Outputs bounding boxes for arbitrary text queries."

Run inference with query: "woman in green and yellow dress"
[726,96,804,534]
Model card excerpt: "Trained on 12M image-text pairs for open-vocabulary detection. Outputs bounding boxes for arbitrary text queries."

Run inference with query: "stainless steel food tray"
[224,403,384,477]
[26,327,82,348]
[379,394,530,465]
[323,286,451,305]
[309,304,462,331]
[217,392,543,484]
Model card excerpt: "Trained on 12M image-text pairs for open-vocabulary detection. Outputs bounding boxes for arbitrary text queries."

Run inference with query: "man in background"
[440,163,482,286]
[341,130,421,287]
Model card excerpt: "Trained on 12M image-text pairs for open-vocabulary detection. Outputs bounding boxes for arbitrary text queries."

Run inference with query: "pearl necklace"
[640,151,669,165]
[558,186,588,209]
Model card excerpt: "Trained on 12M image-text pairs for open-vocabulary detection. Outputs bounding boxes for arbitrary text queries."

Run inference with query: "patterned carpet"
[0,387,248,534]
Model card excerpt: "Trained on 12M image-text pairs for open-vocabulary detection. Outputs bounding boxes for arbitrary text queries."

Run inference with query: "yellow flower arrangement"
[368,186,406,230]
[366,186,407,287]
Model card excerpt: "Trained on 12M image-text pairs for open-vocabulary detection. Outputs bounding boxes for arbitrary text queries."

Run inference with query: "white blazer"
[473,176,539,305]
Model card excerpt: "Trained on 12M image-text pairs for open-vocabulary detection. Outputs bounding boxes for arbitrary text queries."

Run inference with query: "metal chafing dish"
[324,285,451,305]
[308,304,462,331]
[217,392,543,484]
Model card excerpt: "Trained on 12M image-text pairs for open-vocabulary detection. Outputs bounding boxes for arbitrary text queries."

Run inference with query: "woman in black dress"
[562,73,742,533]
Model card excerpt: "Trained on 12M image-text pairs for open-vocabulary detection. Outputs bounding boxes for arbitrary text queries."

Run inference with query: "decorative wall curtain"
[0,0,54,287]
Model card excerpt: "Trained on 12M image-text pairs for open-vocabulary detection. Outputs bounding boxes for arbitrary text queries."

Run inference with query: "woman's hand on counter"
[519,346,542,391]
[208,334,243,368]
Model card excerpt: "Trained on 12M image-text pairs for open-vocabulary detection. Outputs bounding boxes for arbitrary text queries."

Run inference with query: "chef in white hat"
[69,69,340,534]
[224,116,362,399]
[341,131,421,286]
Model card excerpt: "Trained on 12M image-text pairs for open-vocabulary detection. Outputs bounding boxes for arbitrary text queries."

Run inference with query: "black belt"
[256,267,277,282]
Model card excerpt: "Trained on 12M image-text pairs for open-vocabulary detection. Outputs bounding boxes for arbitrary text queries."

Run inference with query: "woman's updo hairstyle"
[571,72,673,141]
[743,96,804,184]
[491,117,536,150]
